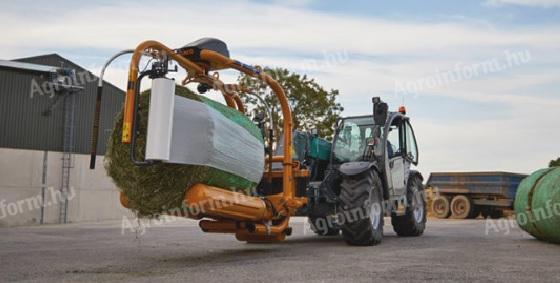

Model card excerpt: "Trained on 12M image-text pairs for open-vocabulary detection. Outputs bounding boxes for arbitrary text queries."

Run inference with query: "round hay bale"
[105,85,263,217]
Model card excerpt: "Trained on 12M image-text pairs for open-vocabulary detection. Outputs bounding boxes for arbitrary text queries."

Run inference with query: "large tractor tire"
[431,195,451,219]
[450,195,473,219]
[339,170,384,246]
[308,216,340,236]
[391,175,426,237]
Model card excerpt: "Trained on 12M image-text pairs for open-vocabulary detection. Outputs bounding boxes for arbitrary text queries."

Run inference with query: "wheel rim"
[370,194,382,229]
[433,198,447,216]
[452,198,467,216]
[412,192,424,223]
[370,204,381,229]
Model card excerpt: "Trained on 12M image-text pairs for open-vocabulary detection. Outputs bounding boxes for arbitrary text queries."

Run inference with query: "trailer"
[427,172,527,219]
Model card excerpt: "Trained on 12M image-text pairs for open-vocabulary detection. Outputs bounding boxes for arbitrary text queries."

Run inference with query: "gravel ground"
[0,217,559,282]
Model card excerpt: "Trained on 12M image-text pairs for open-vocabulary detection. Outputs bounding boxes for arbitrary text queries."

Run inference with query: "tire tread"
[339,170,384,246]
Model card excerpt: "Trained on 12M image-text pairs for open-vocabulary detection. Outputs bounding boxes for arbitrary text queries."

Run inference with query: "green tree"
[550,157,560,167]
[238,67,343,140]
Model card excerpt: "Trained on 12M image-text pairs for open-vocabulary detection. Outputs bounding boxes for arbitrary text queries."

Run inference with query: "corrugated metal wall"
[0,54,124,154]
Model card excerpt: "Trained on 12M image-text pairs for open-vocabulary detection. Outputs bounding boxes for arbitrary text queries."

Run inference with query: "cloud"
[269,0,316,8]
[487,0,560,7]
[2,0,559,175]
[2,0,559,58]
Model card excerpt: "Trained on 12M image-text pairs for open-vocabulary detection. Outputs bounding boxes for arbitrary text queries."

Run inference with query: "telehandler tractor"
[305,101,426,245]
[90,38,426,246]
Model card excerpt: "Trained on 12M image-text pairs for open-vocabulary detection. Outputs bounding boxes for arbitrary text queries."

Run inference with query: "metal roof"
[0,59,59,74]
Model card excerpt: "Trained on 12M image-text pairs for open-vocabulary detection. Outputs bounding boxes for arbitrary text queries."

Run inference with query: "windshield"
[333,117,376,163]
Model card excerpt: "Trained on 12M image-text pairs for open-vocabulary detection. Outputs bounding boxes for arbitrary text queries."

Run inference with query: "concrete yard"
[1,217,559,282]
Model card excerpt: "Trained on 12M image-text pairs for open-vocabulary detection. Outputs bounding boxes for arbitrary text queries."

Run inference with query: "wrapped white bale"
[105,83,264,216]
[146,78,264,183]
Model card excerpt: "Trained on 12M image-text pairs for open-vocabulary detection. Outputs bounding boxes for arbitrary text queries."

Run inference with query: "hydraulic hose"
[89,49,134,169]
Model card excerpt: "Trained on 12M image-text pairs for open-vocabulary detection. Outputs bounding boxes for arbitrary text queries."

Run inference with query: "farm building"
[0,54,131,226]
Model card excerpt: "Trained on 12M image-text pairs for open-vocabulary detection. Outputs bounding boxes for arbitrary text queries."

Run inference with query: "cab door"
[385,117,407,197]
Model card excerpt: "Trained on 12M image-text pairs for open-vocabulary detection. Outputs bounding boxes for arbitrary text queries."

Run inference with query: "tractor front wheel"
[339,170,384,246]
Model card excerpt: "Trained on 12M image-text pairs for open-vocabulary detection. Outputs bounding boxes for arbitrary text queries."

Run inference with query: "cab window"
[386,119,404,159]
[404,121,419,164]
[333,117,374,163]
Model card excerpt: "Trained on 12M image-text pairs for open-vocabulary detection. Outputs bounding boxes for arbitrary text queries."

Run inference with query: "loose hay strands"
[105,85,261,217]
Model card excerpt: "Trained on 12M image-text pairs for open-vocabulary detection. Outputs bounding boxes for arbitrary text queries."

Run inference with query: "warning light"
[398,106,407,115]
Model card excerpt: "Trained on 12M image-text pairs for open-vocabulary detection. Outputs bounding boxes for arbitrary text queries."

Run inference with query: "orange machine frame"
[120,40,307,241]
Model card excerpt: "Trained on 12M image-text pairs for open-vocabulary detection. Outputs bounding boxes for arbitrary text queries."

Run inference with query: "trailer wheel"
[391,175,426,236]
[431,196,451,219]
[339,170,384,246]
[450,195,473,219]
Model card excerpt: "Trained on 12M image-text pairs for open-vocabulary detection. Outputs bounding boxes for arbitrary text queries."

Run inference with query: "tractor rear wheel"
[391,175,426,236]
[431,196,451,219]
[450,195,473,219]
[339,170,384,246]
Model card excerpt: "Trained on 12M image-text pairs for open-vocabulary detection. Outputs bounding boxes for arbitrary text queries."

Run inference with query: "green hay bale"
[105,85,262,217]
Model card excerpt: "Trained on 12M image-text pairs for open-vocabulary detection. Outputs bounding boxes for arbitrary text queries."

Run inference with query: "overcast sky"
[2,0,559,176]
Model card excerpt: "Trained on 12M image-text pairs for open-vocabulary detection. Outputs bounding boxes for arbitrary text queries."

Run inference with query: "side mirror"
[372,97,388,125]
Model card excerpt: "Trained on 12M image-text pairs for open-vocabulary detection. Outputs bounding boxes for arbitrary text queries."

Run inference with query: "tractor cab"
[330,104,419,199]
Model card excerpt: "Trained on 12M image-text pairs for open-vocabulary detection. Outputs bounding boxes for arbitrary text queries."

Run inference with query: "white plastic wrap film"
[166,97,213,165]
[166,96,265,183]
[145,78,176,161]
[207,107,265,182]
